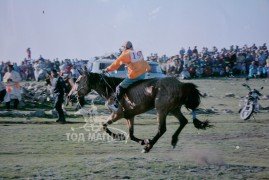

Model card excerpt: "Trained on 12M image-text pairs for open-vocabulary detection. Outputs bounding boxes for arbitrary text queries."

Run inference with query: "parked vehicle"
[90,59,165,79]
[145,61,166,79]
[239,83,263,120]
[90,59,126,78]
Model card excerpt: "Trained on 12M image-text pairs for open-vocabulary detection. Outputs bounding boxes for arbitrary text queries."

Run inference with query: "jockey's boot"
[13,99,19,109]
[107,86,127,112]
[6,102,11,111]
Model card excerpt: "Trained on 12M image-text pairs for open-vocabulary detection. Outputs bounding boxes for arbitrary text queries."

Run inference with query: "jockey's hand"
[102,69,108,74]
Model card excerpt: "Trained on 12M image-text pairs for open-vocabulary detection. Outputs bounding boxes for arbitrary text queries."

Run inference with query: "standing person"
[187,47,193,57]
[34,59,45,81]
[51,69,67,123]
[0,61,6,81]
[3,65,22,110]
[26,48,31,60]
[248,61,257,78]
[19,62,26,81]
[179,47,185,59]
[183,54,190,68]
[104,41,151,112]
[192,46,198,56]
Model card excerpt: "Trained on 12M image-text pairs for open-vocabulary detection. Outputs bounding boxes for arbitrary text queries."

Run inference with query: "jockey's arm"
[106,53,130,72]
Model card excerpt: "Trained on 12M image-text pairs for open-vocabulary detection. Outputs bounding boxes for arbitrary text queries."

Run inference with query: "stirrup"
[107,104,118,112]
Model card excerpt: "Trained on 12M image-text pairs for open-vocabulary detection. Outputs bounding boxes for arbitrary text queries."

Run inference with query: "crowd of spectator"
[0,43,268,82]
[0,56,88,82]
[149,43,269,79]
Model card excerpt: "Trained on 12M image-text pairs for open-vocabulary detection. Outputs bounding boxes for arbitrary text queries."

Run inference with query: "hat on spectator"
[122,41,133,49]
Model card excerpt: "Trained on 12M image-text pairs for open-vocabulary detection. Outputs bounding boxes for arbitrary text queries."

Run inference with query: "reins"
[98,72,118,95]
[98,72,125,111]
[75,72,125,111]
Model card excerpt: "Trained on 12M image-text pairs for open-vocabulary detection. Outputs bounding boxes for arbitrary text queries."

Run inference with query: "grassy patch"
[1,78,269,179]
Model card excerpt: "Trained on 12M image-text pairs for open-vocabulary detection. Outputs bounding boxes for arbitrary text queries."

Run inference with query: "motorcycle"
[239,83,263,120]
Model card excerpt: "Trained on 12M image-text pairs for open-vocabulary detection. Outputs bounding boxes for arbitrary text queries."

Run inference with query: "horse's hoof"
[139,139,151,145]
[141,144,152,153]
[141,149,149,153]
[171,138,178,148]
[144,139,151,145]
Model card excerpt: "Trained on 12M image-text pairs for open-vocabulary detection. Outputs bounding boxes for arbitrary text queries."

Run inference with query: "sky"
[0,0,269,63]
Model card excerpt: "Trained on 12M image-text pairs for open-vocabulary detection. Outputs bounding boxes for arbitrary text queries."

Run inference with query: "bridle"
[70,72,120,107]
[98,72,126,111]
[76,74,89,96]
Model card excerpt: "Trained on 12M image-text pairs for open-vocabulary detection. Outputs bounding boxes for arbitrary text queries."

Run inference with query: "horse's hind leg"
[142,112,167,153]
[126,117,146,145]
[170,108,188,148]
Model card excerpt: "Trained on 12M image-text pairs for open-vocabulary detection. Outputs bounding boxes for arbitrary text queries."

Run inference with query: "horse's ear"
[83,65,87,72]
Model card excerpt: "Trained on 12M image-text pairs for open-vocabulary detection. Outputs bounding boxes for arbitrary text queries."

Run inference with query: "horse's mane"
[102,74,124,87]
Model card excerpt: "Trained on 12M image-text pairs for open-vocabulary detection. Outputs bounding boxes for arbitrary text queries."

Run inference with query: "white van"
[90,59,126,78]
[90,59,165,79]
[145,61,165,79]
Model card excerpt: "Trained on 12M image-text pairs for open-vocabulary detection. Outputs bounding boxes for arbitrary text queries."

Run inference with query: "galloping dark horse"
[71,70,211,153]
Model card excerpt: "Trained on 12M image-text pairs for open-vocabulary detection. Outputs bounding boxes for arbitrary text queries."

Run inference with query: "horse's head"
[72,69,91,97]
[67,70,119,104]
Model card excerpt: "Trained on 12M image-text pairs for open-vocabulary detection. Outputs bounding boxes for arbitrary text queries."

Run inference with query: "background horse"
[71,70,211,153]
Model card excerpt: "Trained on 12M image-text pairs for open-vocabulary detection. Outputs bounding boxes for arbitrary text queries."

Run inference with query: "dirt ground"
[0,78,269,179]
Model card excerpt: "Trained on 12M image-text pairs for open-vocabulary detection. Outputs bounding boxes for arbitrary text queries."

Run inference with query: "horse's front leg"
[126,117,148,145]
[142,112,167,153]
[102,113,126,140]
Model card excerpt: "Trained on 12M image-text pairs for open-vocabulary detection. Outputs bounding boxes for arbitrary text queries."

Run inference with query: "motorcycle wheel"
[240,104,254,120]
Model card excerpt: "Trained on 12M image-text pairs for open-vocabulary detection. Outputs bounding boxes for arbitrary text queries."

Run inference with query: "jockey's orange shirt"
[106,49,151,79]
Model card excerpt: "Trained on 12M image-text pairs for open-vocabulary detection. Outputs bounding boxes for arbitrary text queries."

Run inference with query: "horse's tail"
[182,82,212,130]
[182,82,202,110]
